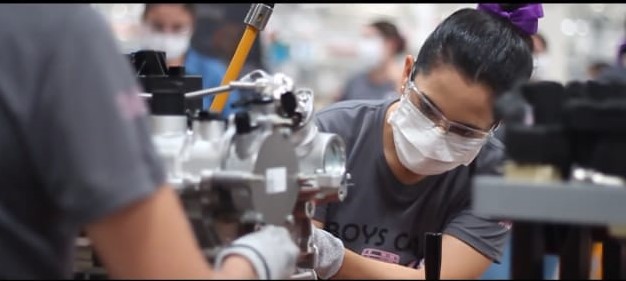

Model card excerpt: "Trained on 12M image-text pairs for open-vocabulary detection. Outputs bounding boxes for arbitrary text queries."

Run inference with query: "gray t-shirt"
[596,66,626,85]
[313,99,508,268]
[340,72,397,101]
[0,4,164,278]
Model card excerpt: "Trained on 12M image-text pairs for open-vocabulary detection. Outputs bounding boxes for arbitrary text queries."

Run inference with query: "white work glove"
[215,225,299,279]
[311,226,345,280]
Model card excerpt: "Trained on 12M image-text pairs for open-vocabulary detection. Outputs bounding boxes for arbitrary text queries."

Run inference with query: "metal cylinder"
[151,116,188,135]
[193,120,225,142]
[244,3,274,31]
[151,116,189,182]
[297,132,347,176]
[200,170,264,190]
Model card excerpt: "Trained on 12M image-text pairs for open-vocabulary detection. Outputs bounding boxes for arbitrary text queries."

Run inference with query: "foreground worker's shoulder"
[23,5,164,227]
[11,4,109,38]
[0,5,108,48]
[60,5,117,42]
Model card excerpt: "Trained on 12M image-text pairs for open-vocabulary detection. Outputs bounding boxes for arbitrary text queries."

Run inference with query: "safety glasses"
[405,82,498,139]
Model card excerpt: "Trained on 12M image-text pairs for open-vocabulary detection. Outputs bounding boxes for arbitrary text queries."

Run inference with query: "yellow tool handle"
[209,26,259,114]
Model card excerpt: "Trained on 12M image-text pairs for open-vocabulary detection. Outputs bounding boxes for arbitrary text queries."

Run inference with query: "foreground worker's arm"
[312,216,499,280]
[86,185,298,279]
[85,186,253,279]
[33,5,297,279]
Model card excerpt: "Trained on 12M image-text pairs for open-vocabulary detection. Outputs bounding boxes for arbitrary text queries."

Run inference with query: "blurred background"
[92,3,626,109]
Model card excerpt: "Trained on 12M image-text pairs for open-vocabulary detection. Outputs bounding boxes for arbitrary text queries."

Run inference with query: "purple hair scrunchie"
[477,3,544,36]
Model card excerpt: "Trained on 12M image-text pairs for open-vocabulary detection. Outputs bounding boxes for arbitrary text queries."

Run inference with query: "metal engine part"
[147,69,349,273]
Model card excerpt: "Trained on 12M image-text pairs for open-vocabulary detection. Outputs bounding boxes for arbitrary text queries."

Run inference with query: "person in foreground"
[0,4,297,279]
[308,3,542,280]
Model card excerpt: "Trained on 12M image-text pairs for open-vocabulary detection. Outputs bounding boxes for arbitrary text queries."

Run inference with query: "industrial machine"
[139,50,348,276]
[74,4,347,279]
[472,80,626,279]
[75,51,348,280]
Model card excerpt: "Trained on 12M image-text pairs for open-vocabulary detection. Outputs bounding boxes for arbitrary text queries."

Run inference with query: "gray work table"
[472,176,626,229]
[471,176,626,280]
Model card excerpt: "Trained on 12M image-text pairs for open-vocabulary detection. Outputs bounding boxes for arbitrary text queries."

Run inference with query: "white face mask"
[141,27,191,61]
[357,36,385,70]
[387,93,488,176]
[531,54,550,80]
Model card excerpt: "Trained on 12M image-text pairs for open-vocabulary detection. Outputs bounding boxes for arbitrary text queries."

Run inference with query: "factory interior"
[1,3,625,280]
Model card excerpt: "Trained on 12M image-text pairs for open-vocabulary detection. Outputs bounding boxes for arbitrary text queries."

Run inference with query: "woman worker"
[308,3,543,279]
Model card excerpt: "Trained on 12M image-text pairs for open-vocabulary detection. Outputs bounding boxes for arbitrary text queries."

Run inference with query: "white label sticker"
[266,167,287,194]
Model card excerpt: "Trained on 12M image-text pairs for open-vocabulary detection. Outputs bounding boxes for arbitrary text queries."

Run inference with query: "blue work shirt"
[184,48,240,118]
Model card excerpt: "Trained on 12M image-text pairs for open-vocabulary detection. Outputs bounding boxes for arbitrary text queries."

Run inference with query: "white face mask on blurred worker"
[141,26,192,60]
[531,53,550,81]
[530,34,551,81]
[140,4,195,62]
[357,36,385,70]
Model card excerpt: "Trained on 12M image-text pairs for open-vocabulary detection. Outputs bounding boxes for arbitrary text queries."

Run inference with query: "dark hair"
[370,20,407,55]
[411,4,534,96]
[143,3,196,20]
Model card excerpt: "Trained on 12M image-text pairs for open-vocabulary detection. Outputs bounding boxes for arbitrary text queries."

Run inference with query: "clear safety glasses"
[405,82,498,139]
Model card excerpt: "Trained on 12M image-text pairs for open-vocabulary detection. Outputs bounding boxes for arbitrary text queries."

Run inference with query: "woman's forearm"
[332,249,426,280]
[331,234,492,280]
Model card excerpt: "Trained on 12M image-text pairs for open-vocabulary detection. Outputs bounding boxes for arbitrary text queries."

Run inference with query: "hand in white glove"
[215,225,299,279]
[311,226,345,280]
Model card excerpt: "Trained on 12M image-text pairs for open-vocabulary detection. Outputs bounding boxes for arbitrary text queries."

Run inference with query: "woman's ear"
[401,55,414,88]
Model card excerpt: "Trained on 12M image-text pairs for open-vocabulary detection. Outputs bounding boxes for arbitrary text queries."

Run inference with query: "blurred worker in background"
[0,4,298,279]
[308,4,542,280]
[141,3,239,117]
[587,61,611,80]
[338,20,407,101]
[530,32,552,81]
[267,31,291,70]
[209,22,242,65]
[596,40,626,85]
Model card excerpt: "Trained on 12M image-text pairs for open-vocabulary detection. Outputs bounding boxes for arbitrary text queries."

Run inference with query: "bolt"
[305,201,315,218]
[285,214,295,225]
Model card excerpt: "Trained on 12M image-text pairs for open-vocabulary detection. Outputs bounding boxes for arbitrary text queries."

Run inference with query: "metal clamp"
[244,3,274,31]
